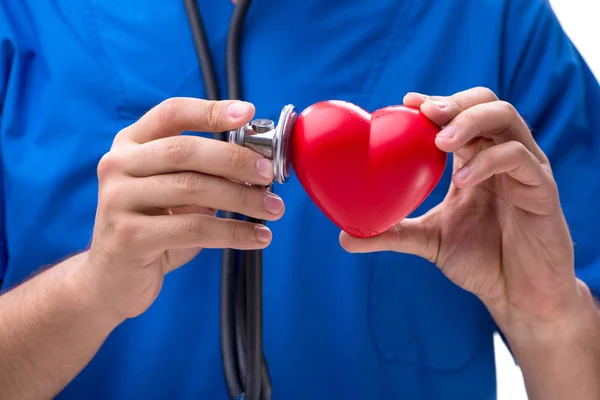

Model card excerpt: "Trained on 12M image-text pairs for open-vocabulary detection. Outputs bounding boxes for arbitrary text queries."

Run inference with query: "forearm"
[0,252,123,399]
[504,282,600,400]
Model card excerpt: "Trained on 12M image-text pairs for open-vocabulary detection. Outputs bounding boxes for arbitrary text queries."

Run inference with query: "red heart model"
[290,100,447,238]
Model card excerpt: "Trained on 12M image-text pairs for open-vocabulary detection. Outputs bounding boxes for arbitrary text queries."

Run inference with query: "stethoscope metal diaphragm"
[229,104,298,184]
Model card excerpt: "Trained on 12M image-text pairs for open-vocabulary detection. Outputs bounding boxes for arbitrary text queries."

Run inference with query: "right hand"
[85,98,284,320]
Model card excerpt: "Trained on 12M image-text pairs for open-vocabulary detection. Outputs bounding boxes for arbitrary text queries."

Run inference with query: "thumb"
[339,217,439,263]
[115,98,254,146]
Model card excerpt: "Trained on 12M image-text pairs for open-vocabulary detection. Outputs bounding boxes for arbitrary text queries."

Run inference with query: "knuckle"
[227,146,245,172]
[430,95,460,113]
[186,216,208,238]
[458,108,485,137]
[157,97,185,124]
[530,178,559,210]
[112,217,143,246]
[474,86,498,101]
[465,104,487,121]
[97,151,124,180]
[507,140,528,157]
[497,100,518,118]
[164,137,195,167]
[112,127,131,147]
[205,101,226,130]
[541,162,554,177]
[172,172,205,196]
[230,222,249,243]
[444,99,461,113]
[547,179,560,199]
[235,183,253,209]
[99,183,124,210]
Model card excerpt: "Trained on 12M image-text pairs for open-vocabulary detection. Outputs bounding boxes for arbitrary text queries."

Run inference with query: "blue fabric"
[0,0,599,399]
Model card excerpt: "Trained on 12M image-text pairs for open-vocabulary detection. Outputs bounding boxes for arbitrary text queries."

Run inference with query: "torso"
[1,1,510,398]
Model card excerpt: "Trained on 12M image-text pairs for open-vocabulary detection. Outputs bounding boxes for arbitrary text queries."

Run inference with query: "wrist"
[497,280,600,350]
[64,252,126,330]
[496,282,600,400]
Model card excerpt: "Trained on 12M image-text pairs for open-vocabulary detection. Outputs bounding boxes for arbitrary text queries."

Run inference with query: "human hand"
[86,98,284,320]
[340,87,591,342]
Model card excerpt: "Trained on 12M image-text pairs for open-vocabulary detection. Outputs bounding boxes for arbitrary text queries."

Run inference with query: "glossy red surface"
[291,100,447,238]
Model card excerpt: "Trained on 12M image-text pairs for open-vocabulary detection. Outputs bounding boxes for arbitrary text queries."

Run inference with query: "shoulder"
[501,0,561,41]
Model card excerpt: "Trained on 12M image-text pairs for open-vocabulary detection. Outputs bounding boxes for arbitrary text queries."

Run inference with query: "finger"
[114,98,255,145]
[452,141,557,213]
[127,172,284,221]
[120,135,274,185]
[434,101,548,163]
[452,137,495,164]
[402,92,430,108]
[419,87,499,127]
[452,140,548,187]
[136,214,272,250]
[339,216,439,263]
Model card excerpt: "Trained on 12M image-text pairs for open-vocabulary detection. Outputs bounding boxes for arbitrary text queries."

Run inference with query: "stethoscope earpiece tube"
[183,0,224,140]
[184,1,271,400]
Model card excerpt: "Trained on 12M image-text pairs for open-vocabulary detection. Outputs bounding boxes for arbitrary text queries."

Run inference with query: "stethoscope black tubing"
[183,1,271,399]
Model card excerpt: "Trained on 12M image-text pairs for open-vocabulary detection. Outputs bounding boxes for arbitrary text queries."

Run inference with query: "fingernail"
[256,158,274,180]
[255,226,272,243]
[227,101,251,119]
[454,166,470,180]
[437,125,456,139]
[264,193,284,215]
[429,100,448,109]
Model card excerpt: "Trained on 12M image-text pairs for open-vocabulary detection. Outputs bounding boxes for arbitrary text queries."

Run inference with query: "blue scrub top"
[1,1,599,399]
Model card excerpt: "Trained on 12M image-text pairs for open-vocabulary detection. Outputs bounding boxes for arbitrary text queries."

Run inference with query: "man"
[0,0,599,399]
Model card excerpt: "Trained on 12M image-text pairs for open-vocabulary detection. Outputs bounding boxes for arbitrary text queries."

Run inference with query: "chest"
[1,0,504,276]
[6,0,506,120]
[1,1,501,384]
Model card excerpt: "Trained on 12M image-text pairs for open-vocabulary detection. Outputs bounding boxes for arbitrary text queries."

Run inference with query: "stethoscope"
[184,1,296,399]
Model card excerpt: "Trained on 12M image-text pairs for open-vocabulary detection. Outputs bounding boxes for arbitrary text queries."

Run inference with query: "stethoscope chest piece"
[229,104,298,184]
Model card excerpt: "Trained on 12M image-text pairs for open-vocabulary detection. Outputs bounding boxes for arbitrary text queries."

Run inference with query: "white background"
[495,1,599,399]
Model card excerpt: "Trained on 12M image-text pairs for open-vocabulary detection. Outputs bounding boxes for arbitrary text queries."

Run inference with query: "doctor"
[0,0,599,399]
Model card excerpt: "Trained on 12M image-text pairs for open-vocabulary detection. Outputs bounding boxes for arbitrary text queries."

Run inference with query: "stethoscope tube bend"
[184,0,273,399]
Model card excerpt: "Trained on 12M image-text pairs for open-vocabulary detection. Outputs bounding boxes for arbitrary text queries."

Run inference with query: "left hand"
[340,87,589,341]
